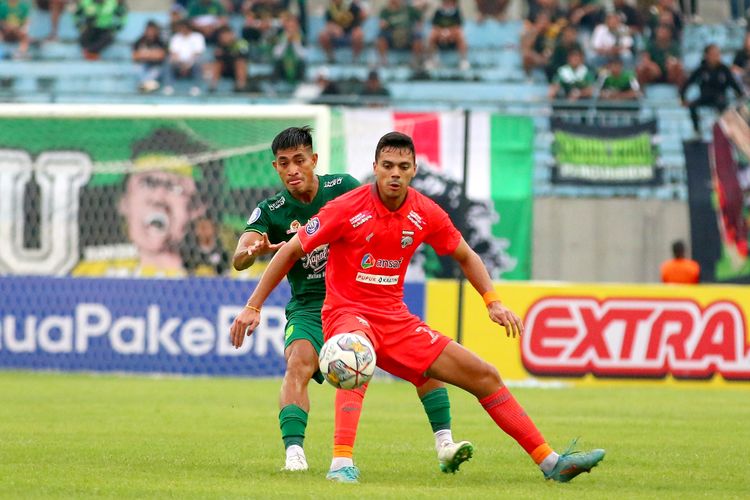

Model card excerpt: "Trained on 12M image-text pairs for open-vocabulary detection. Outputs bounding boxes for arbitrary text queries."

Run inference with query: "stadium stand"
[2,1,748,202]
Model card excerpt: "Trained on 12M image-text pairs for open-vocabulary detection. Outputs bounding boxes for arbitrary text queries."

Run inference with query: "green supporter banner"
[550,118,661,186]
[0,106,325,278]
[488,115,534,280]
[338,110,534,280]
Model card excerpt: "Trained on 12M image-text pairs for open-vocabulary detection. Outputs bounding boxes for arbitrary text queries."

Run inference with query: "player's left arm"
[450,238,524,338]
[230,235,305,348]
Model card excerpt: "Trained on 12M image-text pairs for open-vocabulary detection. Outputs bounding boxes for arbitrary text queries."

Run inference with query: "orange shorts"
[323,308,452,386]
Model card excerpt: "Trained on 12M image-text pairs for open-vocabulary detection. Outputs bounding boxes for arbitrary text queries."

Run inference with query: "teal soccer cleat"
[544,440,605,483]
[326,465,361,484]
[438,441,474,473]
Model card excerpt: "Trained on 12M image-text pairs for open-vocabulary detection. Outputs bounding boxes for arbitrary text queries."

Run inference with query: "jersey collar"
[369,183,414,218]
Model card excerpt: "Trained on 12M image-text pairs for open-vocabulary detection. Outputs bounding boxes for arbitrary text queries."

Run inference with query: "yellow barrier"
[426,281,750,384]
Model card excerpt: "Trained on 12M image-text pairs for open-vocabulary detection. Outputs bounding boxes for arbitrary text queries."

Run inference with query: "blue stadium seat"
[36,41,81,60]
[644,84,679,102]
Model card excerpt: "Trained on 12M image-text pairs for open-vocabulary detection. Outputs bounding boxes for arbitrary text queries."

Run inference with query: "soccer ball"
[319,333,376,390]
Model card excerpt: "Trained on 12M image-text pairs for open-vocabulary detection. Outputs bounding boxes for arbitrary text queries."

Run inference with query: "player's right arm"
[233,204,285,271]
[230,235,305,348]
[232,231,285,271]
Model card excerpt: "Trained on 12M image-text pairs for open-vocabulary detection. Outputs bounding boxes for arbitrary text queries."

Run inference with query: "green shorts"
[284,310,325,384]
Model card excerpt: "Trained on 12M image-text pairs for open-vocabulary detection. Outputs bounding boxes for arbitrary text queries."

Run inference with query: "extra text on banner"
[427,281,750,383]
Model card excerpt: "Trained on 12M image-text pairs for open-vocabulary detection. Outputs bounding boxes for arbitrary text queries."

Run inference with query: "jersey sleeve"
[423,201,462,256]
[243,204,271,235]
[297,200,346,253]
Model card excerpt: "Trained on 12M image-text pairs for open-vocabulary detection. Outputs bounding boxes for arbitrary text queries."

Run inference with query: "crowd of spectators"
[520,0,748,131]
[2,0,750,113]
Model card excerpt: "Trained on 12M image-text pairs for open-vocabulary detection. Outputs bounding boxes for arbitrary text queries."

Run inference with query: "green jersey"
[244,173,360,315]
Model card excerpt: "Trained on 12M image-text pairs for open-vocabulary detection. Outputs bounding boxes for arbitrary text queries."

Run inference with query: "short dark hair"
[271,126,314,155]
[375,131,415,161]
[704,43,718,55]
[216,25,233,38]
[672,240,686,258]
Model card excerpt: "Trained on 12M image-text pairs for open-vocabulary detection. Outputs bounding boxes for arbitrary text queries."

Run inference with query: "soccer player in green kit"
[232,127,473,483]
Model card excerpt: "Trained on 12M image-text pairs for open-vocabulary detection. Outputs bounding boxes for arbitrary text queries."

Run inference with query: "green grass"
[1,372,749,499]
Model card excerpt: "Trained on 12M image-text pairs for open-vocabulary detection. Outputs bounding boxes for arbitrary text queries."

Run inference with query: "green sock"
[420,387,451,432]
[279,404,308,449]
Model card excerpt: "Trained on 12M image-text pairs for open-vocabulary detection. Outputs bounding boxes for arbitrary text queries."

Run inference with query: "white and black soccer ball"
[319,333,376,390]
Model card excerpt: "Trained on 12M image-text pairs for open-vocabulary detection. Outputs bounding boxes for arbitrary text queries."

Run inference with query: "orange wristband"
[482,290,501,306]
[245,301,261,313]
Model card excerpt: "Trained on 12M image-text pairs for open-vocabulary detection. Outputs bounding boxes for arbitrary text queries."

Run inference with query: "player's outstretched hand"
[487,302,524,338]
[230,306,261,348]
[247,233,286,259]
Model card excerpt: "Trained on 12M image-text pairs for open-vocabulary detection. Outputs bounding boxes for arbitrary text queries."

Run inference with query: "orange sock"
[333,384,368,458]
[479,387,552,463]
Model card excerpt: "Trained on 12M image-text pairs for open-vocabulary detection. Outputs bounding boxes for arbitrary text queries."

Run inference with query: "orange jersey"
[297,184,461,317]
[661,258,700,284]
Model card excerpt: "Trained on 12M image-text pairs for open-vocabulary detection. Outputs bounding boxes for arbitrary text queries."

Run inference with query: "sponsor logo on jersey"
[360,254,403,269]
[521,297,750,380]
[407,210,424,230]
[401,230,414,248]
[268,196,286,211]
[350,212,372,228]
[305,217,320,235]
[361,253,375,269]
[286,220,301,234]
[324,177,343,188]
[355,272,399,285]
[301,244,328,273]
[247,207,261,225]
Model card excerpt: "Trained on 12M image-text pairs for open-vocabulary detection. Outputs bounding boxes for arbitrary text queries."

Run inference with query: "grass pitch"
[1,372,748,499]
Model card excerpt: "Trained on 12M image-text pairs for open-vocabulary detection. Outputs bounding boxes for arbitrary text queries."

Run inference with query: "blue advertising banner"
[0,277,426,376]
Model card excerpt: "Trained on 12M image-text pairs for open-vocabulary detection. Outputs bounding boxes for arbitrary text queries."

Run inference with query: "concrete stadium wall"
[532,198,690,283]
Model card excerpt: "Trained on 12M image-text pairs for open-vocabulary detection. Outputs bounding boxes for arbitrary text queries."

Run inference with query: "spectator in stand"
[475,0,508,22]
[132,20,167,93]
[241,0,283,53]
[680,44,746,135]
[272,14,306,84]
[661,240,700,284]
[35,0,67,41]
[361,69,390,98]
[309,67,341,101]
[636,24,684,86]
[165,19,205,96]
[426,0,469,70]
[677,0,697,23]
[280,0,306,43]
[613,0,643,33]
[590,11,634,68]
[376,0,423,67]
[318,0,365,63]
[210,25,249,92]
[170,3,187,30]
[187,0,227,44]
[548,48,595,100]
[599,55,640,100]
[75,0,126,60]
[729,0,746,22]
[525,0,566,26]
[521,11,556,77]
[647,0,682,40]
[0,0,30,58]
[181,216,229,276]
[547,25,582,82]
[568,0,603,31]
[731,32,750,92]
